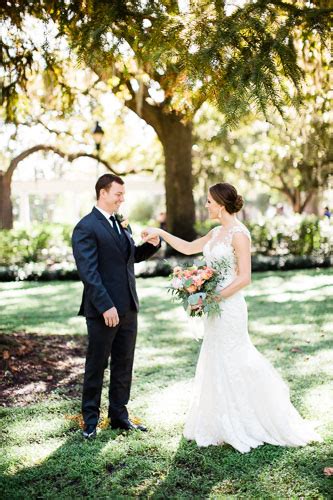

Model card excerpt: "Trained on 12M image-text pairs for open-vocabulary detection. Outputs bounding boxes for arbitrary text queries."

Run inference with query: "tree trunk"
[159,115,196,241]
[303,190,319,215]
[0,171,13,230]
[125,98,197,241]
[293,190,302,213]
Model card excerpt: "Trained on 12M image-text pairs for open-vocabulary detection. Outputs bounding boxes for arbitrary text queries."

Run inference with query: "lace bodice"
[203,223,251,288]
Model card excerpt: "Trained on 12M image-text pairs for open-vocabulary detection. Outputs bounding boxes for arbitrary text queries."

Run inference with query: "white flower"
[171,277,183,289]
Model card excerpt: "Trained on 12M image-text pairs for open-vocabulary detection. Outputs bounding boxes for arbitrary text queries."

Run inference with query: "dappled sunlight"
[11,381,48,399]
[248,272,333,297]
[137,278,168,297]
[246,275,285,295]
[1,282,81,300]
[250,321,312,335]
[5,414,66,443]
[154,308,186,323]
[1,272,332,499]
[293,349,333,377]
[98,436,130,461]
[134,347,184,371]
[265,290,328,303]
[142,379,191,429]
[67,316,85,326]
[4,439,65,474]
[30,322,85,335]
[303,383,333,427]
[0,332,86,406]
[319,321,333,334]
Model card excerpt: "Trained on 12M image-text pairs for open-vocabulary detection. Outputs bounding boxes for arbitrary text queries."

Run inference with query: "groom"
[72,173,160,439]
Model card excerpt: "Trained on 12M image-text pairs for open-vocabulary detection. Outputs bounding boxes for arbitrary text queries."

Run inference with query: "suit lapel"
[92,207,125,257]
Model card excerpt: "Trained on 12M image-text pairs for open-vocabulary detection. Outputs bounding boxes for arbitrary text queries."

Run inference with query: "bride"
[142,182,321,453]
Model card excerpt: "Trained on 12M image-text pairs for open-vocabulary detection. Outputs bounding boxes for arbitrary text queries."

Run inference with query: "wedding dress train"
[183,224,321,453]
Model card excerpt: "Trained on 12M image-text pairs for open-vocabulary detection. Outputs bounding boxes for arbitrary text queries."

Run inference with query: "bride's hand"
[141,227,161,246]
[141,227,160,241]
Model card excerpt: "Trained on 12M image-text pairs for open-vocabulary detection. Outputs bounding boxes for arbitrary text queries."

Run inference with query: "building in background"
[12,157,164,227]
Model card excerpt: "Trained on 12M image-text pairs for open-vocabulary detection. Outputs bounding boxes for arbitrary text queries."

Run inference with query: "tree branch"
[5,145,154,180]
[123,80,167,140]
[277,172,295,203]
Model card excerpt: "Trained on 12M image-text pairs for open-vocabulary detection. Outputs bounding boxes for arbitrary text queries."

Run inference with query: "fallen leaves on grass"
[0,332,86,407]
[64,414,142,430]
[131,416,142,425]
[65,414,85,429]
[99,417,111,429]
[64,414,111,430]
[3,350,10,360]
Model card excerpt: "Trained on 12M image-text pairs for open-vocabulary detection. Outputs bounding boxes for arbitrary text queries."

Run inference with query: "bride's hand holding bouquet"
[141,227,232,317]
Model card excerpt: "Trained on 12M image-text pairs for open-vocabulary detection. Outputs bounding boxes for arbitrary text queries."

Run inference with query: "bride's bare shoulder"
[231,222,251,240]
[208,225,222,238]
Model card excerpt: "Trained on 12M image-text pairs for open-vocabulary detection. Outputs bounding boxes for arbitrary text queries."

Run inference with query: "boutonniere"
[115,213,130,230]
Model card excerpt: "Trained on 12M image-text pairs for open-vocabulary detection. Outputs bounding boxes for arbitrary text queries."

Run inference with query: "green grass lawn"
[1,269,332,499]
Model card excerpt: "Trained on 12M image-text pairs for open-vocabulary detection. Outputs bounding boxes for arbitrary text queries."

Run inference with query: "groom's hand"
[146,235,160,246]
[141,228,160,246]
[103,307,119,328]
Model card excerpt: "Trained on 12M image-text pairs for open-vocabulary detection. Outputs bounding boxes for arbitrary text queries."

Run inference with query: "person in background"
[324,206,331,220]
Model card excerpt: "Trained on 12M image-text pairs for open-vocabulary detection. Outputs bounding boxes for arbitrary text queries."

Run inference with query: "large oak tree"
[1,0,331,236]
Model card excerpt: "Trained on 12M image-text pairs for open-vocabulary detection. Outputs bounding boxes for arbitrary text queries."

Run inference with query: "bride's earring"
[218,207,223,219]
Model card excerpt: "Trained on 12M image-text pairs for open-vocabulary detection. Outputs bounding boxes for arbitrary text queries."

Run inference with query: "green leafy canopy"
[1,0,331,126]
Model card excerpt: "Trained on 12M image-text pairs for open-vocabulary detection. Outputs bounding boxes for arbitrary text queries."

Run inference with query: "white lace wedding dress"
[183,224,321,453]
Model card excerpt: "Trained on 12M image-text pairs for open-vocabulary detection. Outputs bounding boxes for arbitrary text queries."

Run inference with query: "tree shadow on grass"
[1,429,125,499]
[2,429,331,499]
[250,268,333,283]
[247,296,331,323]
[247,282,333,302]
[149,437,332,499]
[252,332,332,359]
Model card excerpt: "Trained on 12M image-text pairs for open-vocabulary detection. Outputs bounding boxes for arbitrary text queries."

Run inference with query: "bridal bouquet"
[168,259,232,317]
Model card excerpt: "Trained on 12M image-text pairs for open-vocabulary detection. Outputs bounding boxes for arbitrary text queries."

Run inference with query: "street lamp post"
[92,121,104,178]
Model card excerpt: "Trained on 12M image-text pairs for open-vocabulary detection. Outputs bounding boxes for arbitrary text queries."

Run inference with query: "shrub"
[196,214,332,257]
[247,215,332,257]
[0,216,331,281]
[0,223,73,266]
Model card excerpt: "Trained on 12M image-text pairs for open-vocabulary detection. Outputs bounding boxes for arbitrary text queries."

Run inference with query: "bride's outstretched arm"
[219,232,251,299]
[141,227,212,255]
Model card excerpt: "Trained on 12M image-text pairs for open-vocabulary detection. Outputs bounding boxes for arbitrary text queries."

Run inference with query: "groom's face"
[100,182,125,214]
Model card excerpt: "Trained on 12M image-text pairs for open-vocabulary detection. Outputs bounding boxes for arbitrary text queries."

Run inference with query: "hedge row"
[0,253,331,282]
[0,217,331,281]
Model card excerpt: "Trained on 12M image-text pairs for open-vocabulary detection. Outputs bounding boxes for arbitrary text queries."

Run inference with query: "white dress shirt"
[95,206,122,234]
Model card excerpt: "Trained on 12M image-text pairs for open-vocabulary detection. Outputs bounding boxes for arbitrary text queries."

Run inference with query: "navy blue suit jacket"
[72,207,160,317]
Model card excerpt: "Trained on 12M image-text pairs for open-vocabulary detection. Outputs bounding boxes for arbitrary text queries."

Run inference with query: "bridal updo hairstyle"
[209,183,243,214]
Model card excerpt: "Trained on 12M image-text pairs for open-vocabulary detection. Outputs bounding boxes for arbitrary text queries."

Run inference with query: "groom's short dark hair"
[95,174,124,199]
